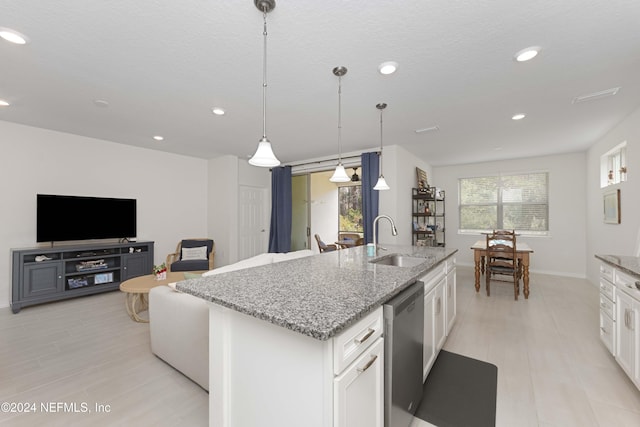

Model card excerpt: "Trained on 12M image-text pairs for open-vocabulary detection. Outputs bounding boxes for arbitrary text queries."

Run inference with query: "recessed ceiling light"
[512,113,526,120]
[572,87,620,104]
[212,107,225,115]
[514,46,541,62]
[0,28,29,45]
[378,61,398,75]
[153,136,164,141]
[0,99,9,107]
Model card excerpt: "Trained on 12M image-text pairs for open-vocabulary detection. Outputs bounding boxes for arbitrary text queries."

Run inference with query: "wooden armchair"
[314,234,337,253]
[166,238,215,272]
[485,232,520,300]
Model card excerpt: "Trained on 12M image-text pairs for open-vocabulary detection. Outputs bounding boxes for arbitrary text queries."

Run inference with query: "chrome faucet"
[373,214,398,252]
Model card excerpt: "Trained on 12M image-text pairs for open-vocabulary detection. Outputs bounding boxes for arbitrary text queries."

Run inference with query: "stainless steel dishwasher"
[383,280,424,427]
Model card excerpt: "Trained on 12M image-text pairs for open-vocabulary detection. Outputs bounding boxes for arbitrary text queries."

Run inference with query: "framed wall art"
[603,189,620,224]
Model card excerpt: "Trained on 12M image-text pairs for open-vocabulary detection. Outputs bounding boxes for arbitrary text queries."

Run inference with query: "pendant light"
[249,0,280,168]
[374,103,390,190]
[329,66,350,182]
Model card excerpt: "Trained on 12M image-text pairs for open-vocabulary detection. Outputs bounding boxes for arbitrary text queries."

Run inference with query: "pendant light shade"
[329,66,350,183]
[249,0,280,168]
[249,137,280,167]
[374,103,390,191]
[330,164,350,182]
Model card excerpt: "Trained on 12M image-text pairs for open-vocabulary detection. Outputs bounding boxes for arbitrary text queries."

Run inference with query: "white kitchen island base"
[208,304,384,427]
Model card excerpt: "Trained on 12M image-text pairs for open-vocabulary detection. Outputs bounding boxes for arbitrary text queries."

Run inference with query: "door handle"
[357,354,378,373]
[354,328,375,345]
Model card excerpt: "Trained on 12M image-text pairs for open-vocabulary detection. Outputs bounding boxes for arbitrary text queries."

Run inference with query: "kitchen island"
[177,244,457,427]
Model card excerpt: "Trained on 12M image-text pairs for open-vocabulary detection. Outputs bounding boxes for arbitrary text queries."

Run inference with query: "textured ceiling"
[1,0,639,166]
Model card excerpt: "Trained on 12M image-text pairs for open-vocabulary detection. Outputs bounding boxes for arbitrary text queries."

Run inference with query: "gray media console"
[11,241,154,313]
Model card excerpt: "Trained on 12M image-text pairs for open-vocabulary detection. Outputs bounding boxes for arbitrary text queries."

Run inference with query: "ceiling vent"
[415,126,440,134]
[572,87,620,104]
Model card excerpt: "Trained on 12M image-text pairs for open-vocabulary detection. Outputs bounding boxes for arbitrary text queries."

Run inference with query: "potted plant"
[153,263,167,280]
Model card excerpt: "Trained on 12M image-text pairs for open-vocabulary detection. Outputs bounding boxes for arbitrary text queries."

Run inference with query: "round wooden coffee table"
[120,272,196,322]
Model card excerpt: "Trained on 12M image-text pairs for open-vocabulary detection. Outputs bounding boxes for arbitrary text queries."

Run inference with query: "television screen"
[37,194,137,243]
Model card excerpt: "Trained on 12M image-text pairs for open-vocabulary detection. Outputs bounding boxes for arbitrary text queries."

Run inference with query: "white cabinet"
[614,269,640,389]
[421,257,455,382]
[333,307,384,427]
[334,337,384,427]
[208,305,384,427]
[445,256,457,335]
[423,286,436,381]
[599,263,616,355]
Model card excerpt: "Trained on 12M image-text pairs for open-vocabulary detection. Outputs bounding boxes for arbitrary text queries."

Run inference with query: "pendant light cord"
[379,108,384,174]
[337,74,342,163]
[262,8,268,140]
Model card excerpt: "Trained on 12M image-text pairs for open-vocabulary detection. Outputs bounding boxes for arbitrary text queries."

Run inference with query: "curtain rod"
[285,154,363,169]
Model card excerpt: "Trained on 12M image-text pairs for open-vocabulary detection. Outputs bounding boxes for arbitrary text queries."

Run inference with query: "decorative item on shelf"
[416,167,428,191]
[620,166,627,181]
[424,204,431,215]
[76,259,107,271]
[329,66,350,183]
[248,0,280,167]
[153,263,167,280]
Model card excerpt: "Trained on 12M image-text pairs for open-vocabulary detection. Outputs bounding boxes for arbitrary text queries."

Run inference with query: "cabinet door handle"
[357,354,378,373]
[600,327,607,334]
[436,297,441,315]
[354,328,375,345]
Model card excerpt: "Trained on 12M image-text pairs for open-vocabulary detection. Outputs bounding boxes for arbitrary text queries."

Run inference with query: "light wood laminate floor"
[1,266,639,426]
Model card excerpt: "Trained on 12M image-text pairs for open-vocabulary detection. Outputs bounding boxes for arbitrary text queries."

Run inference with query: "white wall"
[433,152,587,277]
[378,145,433,246]
[0,120,209,309]
[310,171,338,254]
[586,106,640,284]
[208,156,271,267]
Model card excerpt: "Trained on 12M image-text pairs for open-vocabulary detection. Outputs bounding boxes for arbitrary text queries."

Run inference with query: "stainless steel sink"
[370,254,427,268]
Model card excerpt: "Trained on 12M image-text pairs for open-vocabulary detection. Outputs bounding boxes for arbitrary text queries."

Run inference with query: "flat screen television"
[37,194,137,243]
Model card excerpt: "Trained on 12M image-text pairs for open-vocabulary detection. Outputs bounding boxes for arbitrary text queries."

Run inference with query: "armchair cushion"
[181,246,208,261]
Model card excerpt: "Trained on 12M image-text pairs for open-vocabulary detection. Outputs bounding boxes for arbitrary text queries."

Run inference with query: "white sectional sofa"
[148,250,314,391]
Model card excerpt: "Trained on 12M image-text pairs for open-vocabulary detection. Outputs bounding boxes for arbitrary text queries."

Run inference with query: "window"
[600,141,627,188]
[338,184,363,234]
[459,172,548,235]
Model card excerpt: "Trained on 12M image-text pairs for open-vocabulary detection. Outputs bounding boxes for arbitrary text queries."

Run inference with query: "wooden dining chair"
[485,231,520,300]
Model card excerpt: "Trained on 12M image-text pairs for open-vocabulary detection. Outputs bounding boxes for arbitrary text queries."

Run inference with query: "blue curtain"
[361,152,380,244]
[268,166,292,253]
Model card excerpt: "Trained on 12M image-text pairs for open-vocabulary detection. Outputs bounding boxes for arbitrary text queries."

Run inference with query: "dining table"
[470,239,534,298]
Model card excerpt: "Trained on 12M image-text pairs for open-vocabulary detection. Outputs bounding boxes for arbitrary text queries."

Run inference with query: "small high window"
[601,141,627,188]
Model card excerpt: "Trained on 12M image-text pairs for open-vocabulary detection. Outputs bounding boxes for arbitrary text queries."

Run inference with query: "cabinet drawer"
[600,263,614,283]
[421,263,446,293]
[599,278,615,302]
[600,311,615,355]
[446,256,456,273]
[600,294,615,320]
[615,270,640,301]
[334,307,383,375]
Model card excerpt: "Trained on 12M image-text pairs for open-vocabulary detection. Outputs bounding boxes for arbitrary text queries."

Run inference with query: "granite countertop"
[595,254,640,278]
[177,244,457,341]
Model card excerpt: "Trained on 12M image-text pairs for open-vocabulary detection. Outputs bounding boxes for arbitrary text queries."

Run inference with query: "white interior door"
[238,186,268,260]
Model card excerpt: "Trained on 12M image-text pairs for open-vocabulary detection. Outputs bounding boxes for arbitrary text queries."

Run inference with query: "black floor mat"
[414,350,498,427]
